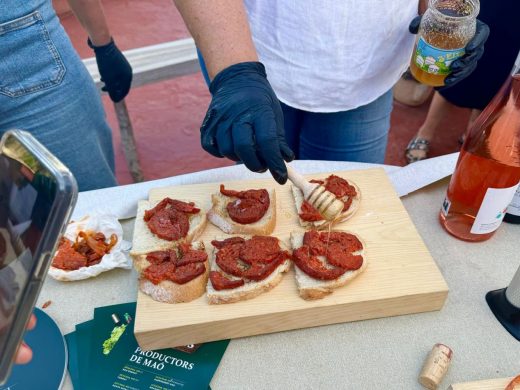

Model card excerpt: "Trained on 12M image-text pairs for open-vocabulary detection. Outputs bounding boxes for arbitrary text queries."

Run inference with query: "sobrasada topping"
[209,236,289,290]
[299,175,357,222]
[209,271,245,291]
[144,198,200,241]
[143,243,207,285]
[293,230,363,280]
[220,185,270,224]
[52,231,118,271]
[299,200,324,222]
[506,375,520,390]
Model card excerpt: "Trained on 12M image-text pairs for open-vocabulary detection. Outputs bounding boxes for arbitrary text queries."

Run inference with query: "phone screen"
[0,137,58,360]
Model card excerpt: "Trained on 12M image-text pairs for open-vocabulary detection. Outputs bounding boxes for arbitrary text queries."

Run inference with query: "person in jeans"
[174,0,488,184]
[0,0,132,191]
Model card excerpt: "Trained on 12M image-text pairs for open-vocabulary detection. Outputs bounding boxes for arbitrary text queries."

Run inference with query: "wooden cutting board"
[134,168,448,350]
[449,377,515,389]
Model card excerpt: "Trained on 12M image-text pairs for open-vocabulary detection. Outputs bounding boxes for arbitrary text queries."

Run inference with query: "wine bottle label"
[414,37,465,76]
[441,197,451,216]
[471,183,520,234]
[506,185,520,217]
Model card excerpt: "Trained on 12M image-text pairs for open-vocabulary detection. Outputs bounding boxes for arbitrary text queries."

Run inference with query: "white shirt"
[244,0,419,112]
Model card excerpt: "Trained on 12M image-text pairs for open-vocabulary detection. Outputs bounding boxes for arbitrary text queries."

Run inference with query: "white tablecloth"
[37,157,519,390]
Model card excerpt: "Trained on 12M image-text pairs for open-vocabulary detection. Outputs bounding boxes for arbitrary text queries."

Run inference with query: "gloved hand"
[201,62,294,184]
[409,16,490,89]
[88,38,133,102]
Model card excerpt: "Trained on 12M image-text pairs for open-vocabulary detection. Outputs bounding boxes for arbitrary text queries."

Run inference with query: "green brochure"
[74,319,95,390]
[82,302,228,389]
[64,331,81,390]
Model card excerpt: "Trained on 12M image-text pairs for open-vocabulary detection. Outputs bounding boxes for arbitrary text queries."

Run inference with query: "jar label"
[471,183,520,234]
[506,185,520,216]
[414,37,465,76]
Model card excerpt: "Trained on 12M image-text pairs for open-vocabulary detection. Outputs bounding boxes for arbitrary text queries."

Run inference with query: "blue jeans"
[280,91,392,163]
[198,50,392,164]
[0,0,117,191]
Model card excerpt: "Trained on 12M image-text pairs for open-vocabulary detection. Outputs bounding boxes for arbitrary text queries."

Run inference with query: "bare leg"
[394,71,433,107]
[406,92,469,163]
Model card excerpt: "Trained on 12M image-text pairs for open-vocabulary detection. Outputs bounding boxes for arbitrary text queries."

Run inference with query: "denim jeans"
[0,0,117,191]
[198,49,392,164]
[280,91,392,163]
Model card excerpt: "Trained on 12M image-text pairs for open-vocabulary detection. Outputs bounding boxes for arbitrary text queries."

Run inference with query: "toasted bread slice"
[138,241,209,303]
[206,235,291,304]
[291,179,361,230]
[130,199,207,262]
[207,188,276,235]
[290,231,367,300]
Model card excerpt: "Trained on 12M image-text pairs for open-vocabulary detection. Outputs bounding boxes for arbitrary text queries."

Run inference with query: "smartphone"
[0,130,77,384]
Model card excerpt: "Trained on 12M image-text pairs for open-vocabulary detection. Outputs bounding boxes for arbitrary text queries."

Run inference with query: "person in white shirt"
[173,0,488,184]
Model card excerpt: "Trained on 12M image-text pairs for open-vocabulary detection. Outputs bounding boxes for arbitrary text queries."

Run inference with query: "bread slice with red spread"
[206,235,291,304]
[291,174,361,230]
[207,185,276,235]
[138,241,209,303]
[290,229,367,300]
[130,198,207,264]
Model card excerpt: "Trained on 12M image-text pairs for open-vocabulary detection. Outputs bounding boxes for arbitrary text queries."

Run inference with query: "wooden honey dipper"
[286,165,344,222]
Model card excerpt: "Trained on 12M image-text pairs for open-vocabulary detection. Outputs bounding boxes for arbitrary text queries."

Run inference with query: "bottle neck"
[463,49,520,165]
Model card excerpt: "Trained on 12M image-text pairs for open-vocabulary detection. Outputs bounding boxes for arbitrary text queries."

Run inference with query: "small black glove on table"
[409,15,490,89]
[88,38,133,102]
[201,62,295,184]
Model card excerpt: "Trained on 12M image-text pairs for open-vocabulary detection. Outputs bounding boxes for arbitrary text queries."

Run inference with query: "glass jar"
[410,0,479,87]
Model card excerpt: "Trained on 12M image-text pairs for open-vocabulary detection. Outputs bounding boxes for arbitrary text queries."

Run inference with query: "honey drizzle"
[325,222,331,256]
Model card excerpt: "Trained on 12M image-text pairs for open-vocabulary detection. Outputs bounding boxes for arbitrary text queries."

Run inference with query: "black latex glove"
[409,15,490,89]
[201,62,295,184]
[88,38,133,102]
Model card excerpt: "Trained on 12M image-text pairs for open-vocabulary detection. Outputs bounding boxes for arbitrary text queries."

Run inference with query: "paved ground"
[58,0,468,186]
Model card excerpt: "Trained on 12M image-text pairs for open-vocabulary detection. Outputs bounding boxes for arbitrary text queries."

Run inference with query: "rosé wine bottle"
[440,50,520,241]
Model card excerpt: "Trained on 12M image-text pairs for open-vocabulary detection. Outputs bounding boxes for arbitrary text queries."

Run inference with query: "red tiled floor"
[388,98,470,166]
[58,0,469,185]
[58,0,231,186]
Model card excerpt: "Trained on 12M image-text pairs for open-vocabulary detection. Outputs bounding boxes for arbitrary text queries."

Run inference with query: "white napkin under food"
[48,214,132,281]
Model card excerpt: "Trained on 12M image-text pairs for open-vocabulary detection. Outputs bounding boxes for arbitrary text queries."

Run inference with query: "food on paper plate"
[49,214,131,281]
[130,198,207,259]
[292,174,361,229]
[52,231,118,270]
[207,235,291,304]
[139,242,209,303]
[207,185,276,235]
[290,229,367,300]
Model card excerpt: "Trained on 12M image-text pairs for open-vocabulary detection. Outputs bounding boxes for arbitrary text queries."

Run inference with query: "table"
[37,160,520,390]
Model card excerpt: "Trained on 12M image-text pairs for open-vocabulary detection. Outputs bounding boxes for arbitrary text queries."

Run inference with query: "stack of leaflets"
[65,302,229,390]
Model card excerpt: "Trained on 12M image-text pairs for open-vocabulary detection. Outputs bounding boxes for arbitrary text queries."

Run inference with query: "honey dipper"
[286,165,344,222]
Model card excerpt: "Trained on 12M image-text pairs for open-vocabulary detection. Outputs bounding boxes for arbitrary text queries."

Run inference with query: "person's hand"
[409,16,490,88]
[88,38,133,102]
[15,314,36,364]
[200,62,295,184]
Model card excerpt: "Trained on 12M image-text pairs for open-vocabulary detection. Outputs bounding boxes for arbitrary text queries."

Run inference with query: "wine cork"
[418,343,453,389]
